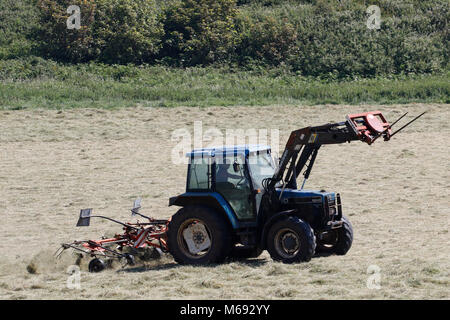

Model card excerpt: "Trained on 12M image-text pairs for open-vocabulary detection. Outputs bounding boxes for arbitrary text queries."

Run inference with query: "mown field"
[0,104,448,299]
[0,0,448,301]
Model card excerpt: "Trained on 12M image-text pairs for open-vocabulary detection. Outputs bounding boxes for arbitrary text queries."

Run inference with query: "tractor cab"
[183,145,275,222]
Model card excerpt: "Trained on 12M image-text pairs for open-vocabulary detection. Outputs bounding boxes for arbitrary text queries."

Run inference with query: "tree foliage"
[160,0,238,65]
[36,0,163,63]
[3,0,448,77]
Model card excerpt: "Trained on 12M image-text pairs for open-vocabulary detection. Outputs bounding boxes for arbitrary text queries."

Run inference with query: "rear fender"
[169,192,239,229]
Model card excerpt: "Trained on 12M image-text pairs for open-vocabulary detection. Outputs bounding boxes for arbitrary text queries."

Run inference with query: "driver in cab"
[216,162,242,184]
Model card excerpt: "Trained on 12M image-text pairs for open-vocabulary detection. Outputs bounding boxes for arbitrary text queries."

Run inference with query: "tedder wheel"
[88,258,106,273]
[229,245,263,260]
[316,216,353,255]
[167,205,232,265]
[266,216,316,263]
[124,253,135,266]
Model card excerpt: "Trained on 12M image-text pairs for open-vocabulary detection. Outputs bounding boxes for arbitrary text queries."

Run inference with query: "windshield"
[248,151,276,190]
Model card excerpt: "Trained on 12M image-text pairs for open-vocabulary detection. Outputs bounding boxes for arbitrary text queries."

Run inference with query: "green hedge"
[36,0,163,63]
[235,0,448,78]
[0,0,39,59]
[2,0,449,78]
[160,0,237,65]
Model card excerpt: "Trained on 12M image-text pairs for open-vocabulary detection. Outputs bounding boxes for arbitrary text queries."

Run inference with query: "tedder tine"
[54,245,66,259]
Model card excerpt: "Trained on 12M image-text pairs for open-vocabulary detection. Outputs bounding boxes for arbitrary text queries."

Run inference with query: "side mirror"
[76,208,92,227]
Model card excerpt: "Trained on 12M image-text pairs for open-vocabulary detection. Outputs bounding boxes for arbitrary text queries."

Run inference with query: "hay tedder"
[56,199,169,272]
[58,111,425,271]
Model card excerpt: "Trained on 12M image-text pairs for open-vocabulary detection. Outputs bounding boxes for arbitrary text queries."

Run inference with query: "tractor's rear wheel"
[167,205,232,265]
[316,216,353,255]
[266,216,316,263]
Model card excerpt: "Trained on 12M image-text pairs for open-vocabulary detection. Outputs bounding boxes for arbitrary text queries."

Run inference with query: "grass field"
[0,60,449,109]
[0,103,448,299]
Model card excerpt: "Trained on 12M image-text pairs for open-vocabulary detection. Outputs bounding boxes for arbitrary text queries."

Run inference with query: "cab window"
[187,157,210,190]
[214,156,255,220]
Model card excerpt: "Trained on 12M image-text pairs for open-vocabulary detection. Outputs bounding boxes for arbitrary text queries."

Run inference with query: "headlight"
[329,207,336,215]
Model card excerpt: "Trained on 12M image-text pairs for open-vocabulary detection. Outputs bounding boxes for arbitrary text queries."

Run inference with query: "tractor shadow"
[225,257,268,267]
[116,252,332,273]
[117,257,269,273]
[116,261,179,273]
[312,252,334,258]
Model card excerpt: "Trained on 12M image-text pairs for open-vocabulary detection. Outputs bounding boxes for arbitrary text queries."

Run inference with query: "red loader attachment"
[346,110,426,145]
[346,111,392,145]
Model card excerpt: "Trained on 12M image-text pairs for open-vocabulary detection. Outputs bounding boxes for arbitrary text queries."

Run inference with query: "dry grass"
[0,104,448,299]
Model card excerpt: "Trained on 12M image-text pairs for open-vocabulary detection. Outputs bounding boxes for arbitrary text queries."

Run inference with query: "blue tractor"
[167,111,425,264]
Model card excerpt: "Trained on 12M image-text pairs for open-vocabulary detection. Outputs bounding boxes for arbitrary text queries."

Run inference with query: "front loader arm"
[267,118,364,191]
[258,111,400,225]
[266,110,425,194]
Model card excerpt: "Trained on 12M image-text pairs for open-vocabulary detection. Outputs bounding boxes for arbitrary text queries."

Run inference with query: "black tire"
[266,216,316,263]
[88,258,106,273]
[120,247,160,262]
[333,216,353,255]
[229,245,263,260]
[139,247,162,261]
[316,216,353,255]
[124,253,135,266]
[167,205,232,265]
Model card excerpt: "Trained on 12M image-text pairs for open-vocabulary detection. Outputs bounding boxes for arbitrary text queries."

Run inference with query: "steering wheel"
[235,178,249,190]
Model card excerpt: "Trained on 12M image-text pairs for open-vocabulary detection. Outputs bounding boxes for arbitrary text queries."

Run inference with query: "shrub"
[235,12,297,66]
[282,0,448,78]
[6,0,448,78]
[160,0,238,66]
[36,0,163,63]
[94,0,164,64]
[0,0,39,59]
[36,0,97,62]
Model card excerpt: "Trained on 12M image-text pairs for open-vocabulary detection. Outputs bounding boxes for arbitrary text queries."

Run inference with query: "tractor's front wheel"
[316,216,353,255]
[266,216,316,263]
[167,206,232,265]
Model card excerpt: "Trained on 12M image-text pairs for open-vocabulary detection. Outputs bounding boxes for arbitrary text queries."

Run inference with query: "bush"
[4,0,448,78]
[36,0,163,63]
[0,0,39,59]
[280,0,448,78]
[94,0,164,64]
[160,0,238,66]
[36,0,97,62]
[235,12,297,66]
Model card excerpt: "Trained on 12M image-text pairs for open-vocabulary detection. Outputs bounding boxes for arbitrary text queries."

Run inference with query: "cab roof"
[186,144,271,158]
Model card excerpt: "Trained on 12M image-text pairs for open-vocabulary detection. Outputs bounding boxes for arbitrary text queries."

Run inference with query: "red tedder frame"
[80,222,169,254]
